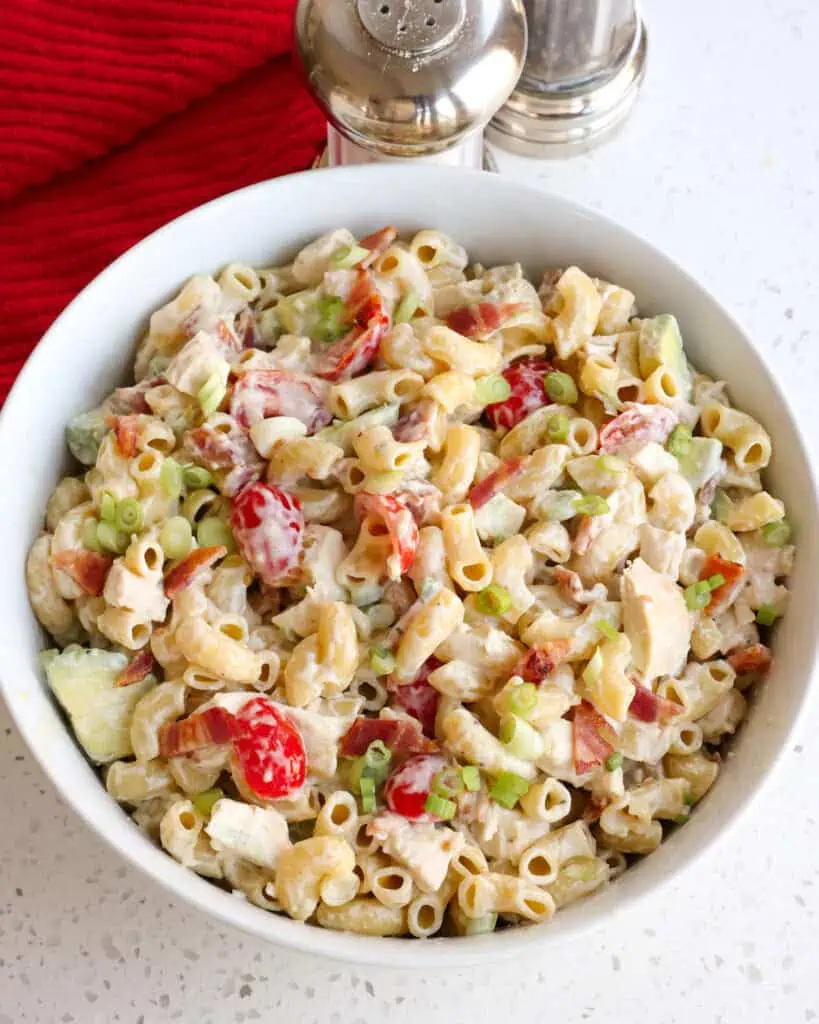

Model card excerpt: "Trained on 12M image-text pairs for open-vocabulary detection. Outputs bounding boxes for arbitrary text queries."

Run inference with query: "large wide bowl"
[0,166,816,968]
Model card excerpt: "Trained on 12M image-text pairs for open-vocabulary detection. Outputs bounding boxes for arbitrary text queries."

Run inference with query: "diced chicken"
[165,330,231,395]
[104,561,169,622]
[205,799,291,870]
[469,799,550,864]
[283,704,352,779]
[621,558,691,682]
[629,442,679,487]
[367,811,464,893]
[638,524,686,579]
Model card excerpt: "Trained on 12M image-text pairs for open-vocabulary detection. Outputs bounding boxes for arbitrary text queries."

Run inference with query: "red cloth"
[0,0,325,401]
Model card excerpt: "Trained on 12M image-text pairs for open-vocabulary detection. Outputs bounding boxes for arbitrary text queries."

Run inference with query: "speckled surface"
[2,1,818,1020]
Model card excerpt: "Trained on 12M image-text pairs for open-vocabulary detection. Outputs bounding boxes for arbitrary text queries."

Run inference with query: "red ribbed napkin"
[0,0,325,401]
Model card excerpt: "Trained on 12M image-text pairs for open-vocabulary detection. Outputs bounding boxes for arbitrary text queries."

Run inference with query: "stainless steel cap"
[296,0,527,159]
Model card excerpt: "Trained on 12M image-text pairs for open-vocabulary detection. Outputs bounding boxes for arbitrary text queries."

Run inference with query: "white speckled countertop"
[2,1,818,1021]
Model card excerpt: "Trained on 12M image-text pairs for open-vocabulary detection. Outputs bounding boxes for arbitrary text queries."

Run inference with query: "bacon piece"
[106,414,141,457]
[552,566,608,606]
[513,641,569,685]
[115,650,156,688]
[159,706,241,758]
[234,309,261,350]
[727,643,772,675]
[446,302,527,339]
[485,357,553,431]
[468,456,525,509]
[229,370,331,432]
[51,550,113,597]
[315,270,391,382]
[598,403,677,455]
[182,423,264,497]
[395,481,442,526]
[338,716,437,759]
[163,545,226,599]
[358,225,398,268]
[573,701,616,774]
[354,492,419,577]
[699,553,745,615]
[231,482,304,586]
[110,378,163,415]
[392,398,436,443]
[390,657,442,737]
[628,682,683,724]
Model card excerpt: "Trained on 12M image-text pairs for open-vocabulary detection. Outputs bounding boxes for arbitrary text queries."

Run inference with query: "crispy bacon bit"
[115,650,156,687]
[315,269,390,382]
[354,492,419,577]
[338,716,437,759]
[628,682,683,724]
[699,553,745,614]
[552,566,608,606]
[163,545,227,599]
[51,551,113,597]
[229,370,331,432]
[159,706,241,758]
[727,643,772,675]
[468,457,525,509]
[392,398,436,444]
[598,403,677,455]
[395,481,442,526]
[111,378,163,415]
[446,302,526,339]
[358,225,398,267]
[107,414,141,457]
[234,309,261,350]
[572,700,616,774]
[183,423,264,497]
[485,357,553,431]
[513,641,569,684]
[390,657,442,737]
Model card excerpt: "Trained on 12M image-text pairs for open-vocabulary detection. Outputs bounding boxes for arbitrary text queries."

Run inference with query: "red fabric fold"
[0,1,325,402]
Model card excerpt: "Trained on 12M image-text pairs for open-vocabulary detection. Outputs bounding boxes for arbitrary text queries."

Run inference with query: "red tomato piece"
[572,700,615,774]
[484,357,553,431]
[468,456,525,509]
[51,550,113,597]
[114,649,156,688]
[354,492,419,577]
[384,753,449,821]
[699,553,745,615]
[315,270,390,382]
[628,683,683,724]
[163,546,227,599]
[598,403,677,454]
[727,643,772,675]
[232,697,307,800]
[390,657,442,737]
[231,481,304,586]
[229,369,331,432]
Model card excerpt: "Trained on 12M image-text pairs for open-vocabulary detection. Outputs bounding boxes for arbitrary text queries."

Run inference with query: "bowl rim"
[1,163,817,968]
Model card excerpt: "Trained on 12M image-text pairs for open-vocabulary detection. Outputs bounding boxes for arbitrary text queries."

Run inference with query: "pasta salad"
[26,226,793,938]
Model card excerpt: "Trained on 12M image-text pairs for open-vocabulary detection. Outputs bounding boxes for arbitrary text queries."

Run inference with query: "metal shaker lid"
[296,0,527,158]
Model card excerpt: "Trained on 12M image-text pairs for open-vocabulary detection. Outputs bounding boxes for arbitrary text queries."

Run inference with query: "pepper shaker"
[488,0,648,156]
[296,0,527,170]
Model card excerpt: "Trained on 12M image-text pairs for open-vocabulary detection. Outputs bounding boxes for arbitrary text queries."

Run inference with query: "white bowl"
[1,166,816,968]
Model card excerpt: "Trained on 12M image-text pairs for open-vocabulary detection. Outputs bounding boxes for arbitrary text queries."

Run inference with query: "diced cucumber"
[675,437,724,491]
[638,315,692,400]
[42,645,155,764]
[65,409,109,466]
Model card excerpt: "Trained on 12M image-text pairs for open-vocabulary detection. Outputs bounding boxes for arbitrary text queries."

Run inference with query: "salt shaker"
[488,0,648,156]
[295,0,527,170]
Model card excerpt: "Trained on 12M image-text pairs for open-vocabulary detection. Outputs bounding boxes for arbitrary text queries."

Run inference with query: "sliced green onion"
[198,371,227,418]
[314,296,348,344]
[159,516,193,560]
[756,603,779,627]
[605,751,623,772]
[489,771,530,810]
[82,518,103,553]
[694,580,711,595]
[365,740,392,771]
[706,573,726,590]
[100,492,117,524]
[394,290,420,325]
[506,682,538,719]
[597,620,619,642]
[432,768,464,799]
[182,464,213,489]
[476,583,513,617]
[423,792,457,820]
[711,489,733,523]
[597,455,626,474]
[461,766,481,792]
[761,519,791,547]
[574,493,609,516]
[475,375,512,407]
[160,457,183,498]
[674,812,690,825]
[544,371,578,405]
[499,715,544,761]
[546,412,571,444]
[684,583,711,611]
[115,497,144,534]
[683,789,695,807]
[196,517,236,552]
[330,244,370,269]
[667,424,693,458]
[543,491,581,522]
[96,522,129,554]
[192,787,224,818]
[369,645,396,676]
[359,775,376,813]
